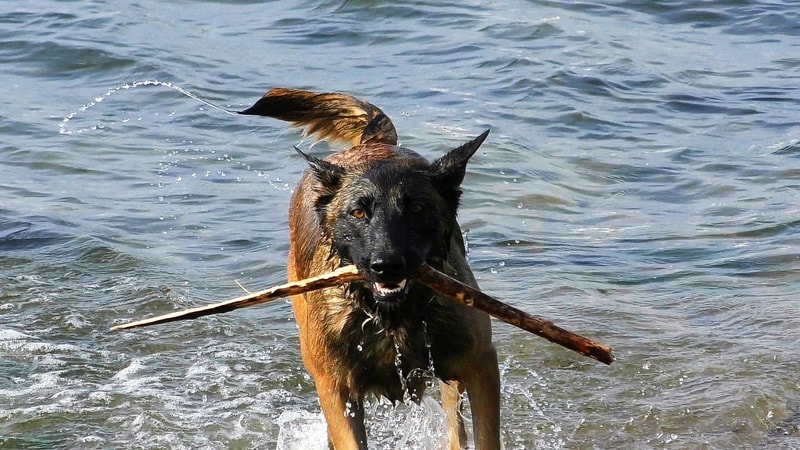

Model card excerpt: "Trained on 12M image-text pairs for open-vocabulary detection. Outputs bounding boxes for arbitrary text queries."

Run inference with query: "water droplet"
[344,401,356,417]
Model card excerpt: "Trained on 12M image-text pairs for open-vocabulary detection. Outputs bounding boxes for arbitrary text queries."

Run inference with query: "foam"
[276,410,328,450]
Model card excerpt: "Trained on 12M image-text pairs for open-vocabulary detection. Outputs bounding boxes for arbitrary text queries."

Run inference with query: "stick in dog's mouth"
[111,264,614,365]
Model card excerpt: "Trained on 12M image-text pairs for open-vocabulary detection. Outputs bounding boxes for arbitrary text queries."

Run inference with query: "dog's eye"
[351,208,366,219]
[410,203,424,214]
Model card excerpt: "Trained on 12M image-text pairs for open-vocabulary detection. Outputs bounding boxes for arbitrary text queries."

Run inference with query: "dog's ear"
[294,146,345,194]
[430,129,489,190]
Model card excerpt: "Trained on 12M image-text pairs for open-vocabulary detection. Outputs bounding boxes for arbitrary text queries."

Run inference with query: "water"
[1,0,799,448]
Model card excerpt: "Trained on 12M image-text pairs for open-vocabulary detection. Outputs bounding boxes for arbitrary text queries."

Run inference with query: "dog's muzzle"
[366,253,413,301]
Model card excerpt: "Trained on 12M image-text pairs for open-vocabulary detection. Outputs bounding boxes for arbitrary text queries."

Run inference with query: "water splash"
[365,396,448,449]
[276,410,328,450]
[463,229,471,263]
[405,320,437,390]
[390,318,437,404]
[58,80,238,135]
[390,331,410,400]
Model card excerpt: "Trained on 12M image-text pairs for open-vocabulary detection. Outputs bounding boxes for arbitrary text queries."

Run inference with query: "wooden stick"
[111,263,614,365]
[110,265,360,331]
[414,263,615,365]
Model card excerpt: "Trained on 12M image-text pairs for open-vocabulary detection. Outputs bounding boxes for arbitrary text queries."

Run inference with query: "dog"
[241,88,501,449]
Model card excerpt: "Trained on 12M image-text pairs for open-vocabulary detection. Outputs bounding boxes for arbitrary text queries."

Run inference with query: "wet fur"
[242,89,501,449]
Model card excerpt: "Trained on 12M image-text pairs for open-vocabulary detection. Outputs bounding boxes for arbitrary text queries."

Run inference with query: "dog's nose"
[369,254,406,279]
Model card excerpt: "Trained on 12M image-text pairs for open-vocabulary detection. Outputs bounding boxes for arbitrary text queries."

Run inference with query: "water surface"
[1,0,799,448]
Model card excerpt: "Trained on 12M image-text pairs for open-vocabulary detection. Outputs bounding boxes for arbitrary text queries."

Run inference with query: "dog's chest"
[335,317,430,401]
[320,295,471,402]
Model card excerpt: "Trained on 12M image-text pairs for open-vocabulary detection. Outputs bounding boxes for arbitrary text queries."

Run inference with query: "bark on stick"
[414,263,615,365]
[110,265,360,331]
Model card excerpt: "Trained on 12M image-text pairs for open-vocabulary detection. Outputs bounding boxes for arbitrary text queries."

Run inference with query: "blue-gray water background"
[2,1,799,448]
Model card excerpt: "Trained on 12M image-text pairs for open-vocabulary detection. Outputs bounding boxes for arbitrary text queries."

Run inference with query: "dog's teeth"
[373,279,407,297]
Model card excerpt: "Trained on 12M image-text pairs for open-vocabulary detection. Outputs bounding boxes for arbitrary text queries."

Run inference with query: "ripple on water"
[2,0,800,447]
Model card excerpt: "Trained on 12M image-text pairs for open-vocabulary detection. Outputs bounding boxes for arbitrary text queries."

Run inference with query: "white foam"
[366,396,449,449]
[276,410,328,450]
[0,333,81,355]
[112,358,147,382]
[0,371,62,397]
[0,328,32,340]
[272,395,452,450]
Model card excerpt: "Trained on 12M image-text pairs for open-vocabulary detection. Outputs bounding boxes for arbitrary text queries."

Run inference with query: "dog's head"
[297,130,489,310]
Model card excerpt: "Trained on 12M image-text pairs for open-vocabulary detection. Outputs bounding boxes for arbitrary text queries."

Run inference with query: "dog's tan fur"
[241,89,500,449]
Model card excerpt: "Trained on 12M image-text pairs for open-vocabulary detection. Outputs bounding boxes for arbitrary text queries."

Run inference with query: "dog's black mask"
[298,131,489,315]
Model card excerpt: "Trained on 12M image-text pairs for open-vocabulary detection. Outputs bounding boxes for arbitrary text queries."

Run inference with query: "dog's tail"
[240,88,398,146]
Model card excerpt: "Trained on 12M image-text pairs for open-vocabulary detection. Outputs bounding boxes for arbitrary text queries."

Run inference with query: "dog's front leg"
[315,375,368,450]
[440,379,468,450]
[464,348,502,450]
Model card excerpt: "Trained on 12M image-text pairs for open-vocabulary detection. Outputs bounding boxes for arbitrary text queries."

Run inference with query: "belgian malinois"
[241,89,501,449]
